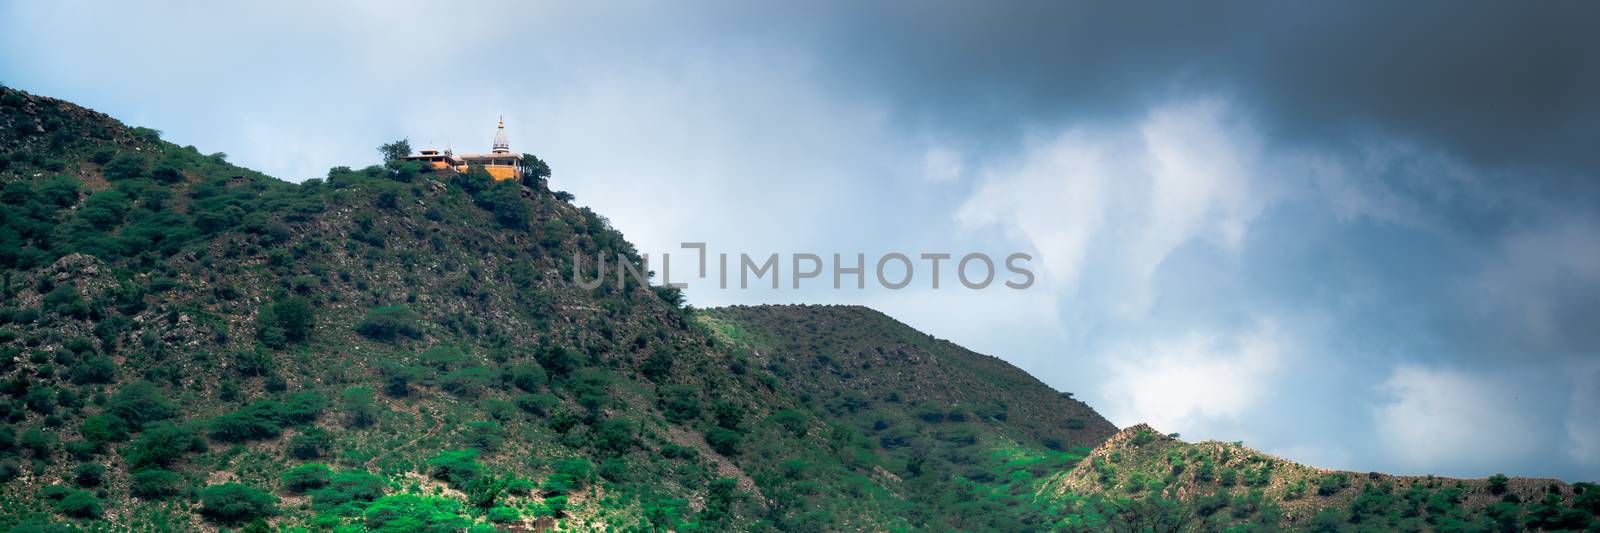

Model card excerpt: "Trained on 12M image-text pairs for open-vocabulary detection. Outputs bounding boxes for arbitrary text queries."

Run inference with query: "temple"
[402,118,524,180]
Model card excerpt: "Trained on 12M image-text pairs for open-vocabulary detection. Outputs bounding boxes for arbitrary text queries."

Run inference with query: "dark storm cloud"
[758,1,1600,180]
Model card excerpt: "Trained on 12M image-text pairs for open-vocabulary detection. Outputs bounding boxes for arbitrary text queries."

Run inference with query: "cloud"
[1099,322,1285,434]
[1373,365,1540,472]
[958,98,1269,316]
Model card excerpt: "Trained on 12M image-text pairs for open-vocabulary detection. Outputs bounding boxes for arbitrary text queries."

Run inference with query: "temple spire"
[492,116,509,153]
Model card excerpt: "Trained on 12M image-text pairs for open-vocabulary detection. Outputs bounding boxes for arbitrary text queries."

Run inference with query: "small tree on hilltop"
[377,139,411,163]
[520,153,551,187]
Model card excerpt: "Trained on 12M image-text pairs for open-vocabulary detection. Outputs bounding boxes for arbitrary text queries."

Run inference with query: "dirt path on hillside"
[366,406,445,471]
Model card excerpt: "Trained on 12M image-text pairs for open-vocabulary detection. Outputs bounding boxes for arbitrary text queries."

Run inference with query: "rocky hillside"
[1043,425,1599,531]
[0,85,1115,532]
[701,305,1114,451]
[4,84,1595,532]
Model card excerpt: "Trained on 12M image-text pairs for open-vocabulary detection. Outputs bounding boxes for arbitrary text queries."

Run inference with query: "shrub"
[463,421,503,452]
[591,418,638,456]
[476,182,533,228]
[210,401,286,442]
[199,483,277,524]
[288,427,332,460]
[427,449,484,487]
[69,356,117,384]
[509,363,547,392]
[514,393,559,416]
[354,306,422,342]
[712,401,744,430]
[280,392,328,425]
[0,459,21,482]
[659,385,701,424]
[257,297,314,348]
[106,382,175,426]
[535,345,582,378]
[705,427,742,456]
[340,386,378,428]
[151,159,185,183]
[1487,473,1510,495]
[80,414,128,445]
[130,469,183,499]
[487,505,521,524]
[127,422,207,469]
[769,410,808,436]
[72,463,104,487]
[381,364,418,397]
[102,154,149,181]
[420,345,468,370]
[21,428,57,459]
[42,285,88,319]
[310,470,387,511]
[363,494,470,532]
[438,367,492,397]
[1316,473,1350,496]
[281,463,331,493]
[568,368,612,410]
[52,489,102,519]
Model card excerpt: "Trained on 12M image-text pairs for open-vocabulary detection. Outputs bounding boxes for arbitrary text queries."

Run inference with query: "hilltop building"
[402,118,524,180]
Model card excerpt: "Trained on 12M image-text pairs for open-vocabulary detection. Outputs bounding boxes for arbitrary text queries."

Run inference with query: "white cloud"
[1099,322,1286,434]
[1373,365,1539,472]
[957,98,1271,317]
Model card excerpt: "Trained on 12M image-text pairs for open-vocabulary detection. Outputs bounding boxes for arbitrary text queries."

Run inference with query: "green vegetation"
[0,85,1591,531]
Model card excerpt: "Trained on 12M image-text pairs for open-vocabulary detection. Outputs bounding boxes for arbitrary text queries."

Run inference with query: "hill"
[1041,425,1599,531]
[2,84,1596,532]
[0,85,1115,531]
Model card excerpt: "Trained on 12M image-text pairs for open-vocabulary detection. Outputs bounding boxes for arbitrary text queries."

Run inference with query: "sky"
[3,1,1598,481]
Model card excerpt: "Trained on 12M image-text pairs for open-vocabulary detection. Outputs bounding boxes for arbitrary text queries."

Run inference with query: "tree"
[310,470,387,511]
[107,381,176,426]
[363,494,471,532]
[73,463,104,487]
[257,297,314,347]
[520,153,551,187]
[151,158,185,183]
[426,449,484,487]
[1487,473,1510,495]
[53,489,103,519]
[699,478,739,525]
[281,464,331,493]
[199,483,277,524]
[128,422,207,469]
[130,469,184,500]
[288,427,332,460]
[102,154,148,181]
[479,182,532,228]
[706,427,742,456]
[509,363,547,392]
[355,306,423,342]
[377,139,412,163]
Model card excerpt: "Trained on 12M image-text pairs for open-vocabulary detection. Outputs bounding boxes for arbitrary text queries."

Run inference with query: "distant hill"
[701,305,1115,450]
[0,84,1594,532]
[1041,424,1598,531]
